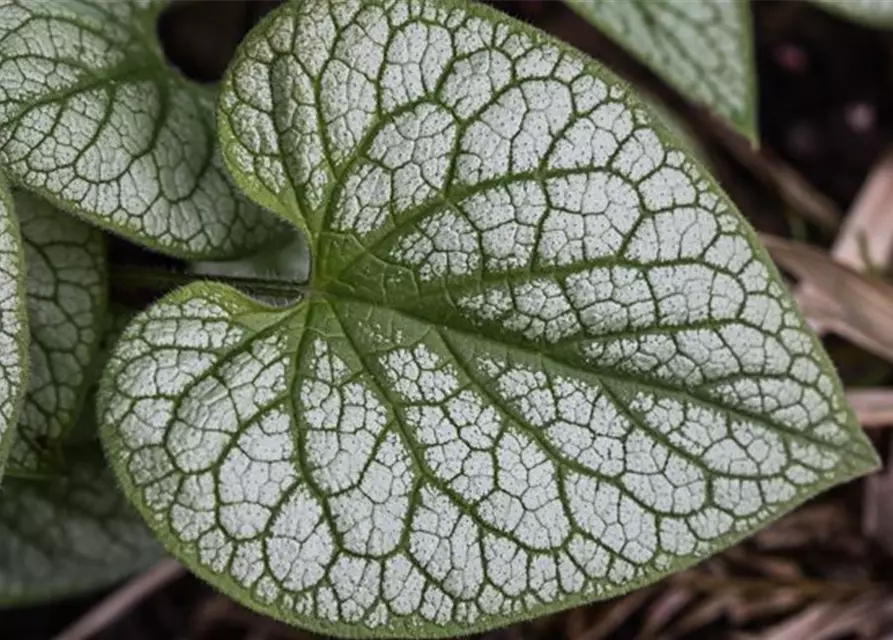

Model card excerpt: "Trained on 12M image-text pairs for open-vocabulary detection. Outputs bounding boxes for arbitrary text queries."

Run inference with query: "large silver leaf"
[100,1,876,637]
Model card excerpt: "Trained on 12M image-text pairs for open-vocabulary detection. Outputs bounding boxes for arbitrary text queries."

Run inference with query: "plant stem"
[110,265,309,300]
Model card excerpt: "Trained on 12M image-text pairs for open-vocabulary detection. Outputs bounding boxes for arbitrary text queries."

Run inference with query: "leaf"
[0,445,162,605]
[4,192,106,477]
[811,0,893,27]
[0,307,158,603]
[564,0,757,142]
[0,0,280,259]
[0,179,28,480]
[101,0,876,637]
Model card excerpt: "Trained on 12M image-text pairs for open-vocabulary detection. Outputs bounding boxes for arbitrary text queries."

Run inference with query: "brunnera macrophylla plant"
[0,0,883,634]
[811,0,893,27]
[86,0,878,637]
[0,0,290,603]
[564,0,758,142]
[0,180,27,481]
[8,190,106,478]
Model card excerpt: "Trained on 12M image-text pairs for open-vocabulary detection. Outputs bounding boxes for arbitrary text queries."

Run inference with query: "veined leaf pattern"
[0,0,279,259]
[5,192,106,477]
[100,0,877,637]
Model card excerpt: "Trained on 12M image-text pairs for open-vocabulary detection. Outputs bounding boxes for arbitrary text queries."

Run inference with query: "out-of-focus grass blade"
[846,388,893,428]
[825,151,893,273]
[762,234,893,363]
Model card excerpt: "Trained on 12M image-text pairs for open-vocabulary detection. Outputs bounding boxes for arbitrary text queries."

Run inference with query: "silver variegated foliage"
[5,192,106,476]
[99,0,876,637]
[0,0,280,258]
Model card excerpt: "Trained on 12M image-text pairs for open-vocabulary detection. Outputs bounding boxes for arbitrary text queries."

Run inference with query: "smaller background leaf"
[5,193,107,477]
[0,179,27,482]
[0,299,157,603]
[564,0,758,141]
[0,445,162,605]
[66,305,138,445]
[0,0,281,259]
[812,0,893,27]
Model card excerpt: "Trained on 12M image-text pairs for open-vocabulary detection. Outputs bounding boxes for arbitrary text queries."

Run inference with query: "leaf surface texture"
[5,193,106,476]
[100,0,877,636]
[0,0,279,258]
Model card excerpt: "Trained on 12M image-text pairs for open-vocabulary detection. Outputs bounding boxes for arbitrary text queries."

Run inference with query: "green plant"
[565,0,758,141]
[0,0,883,637]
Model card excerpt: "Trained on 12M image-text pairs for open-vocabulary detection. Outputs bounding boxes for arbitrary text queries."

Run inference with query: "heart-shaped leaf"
[0,444,161,604]
[0,179,28,480]
[100,1,877,637]
[812,0,893,26]
[0,0,280,259]
[4,192,106,477]
[564,0,757,142]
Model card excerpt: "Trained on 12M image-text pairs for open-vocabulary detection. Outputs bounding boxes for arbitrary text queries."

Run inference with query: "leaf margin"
[96,284,878,640]
[811,0,893,27]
